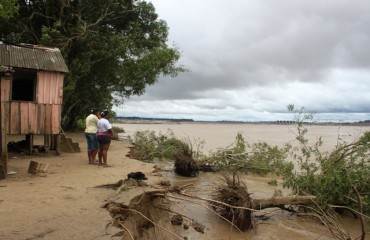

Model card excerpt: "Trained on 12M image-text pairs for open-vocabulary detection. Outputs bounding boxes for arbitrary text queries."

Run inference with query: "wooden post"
[44,134,50,148]
[26,134,33,155]
[0,158,6,179]
[50,134,54,150]
[55,134,61,155]
[0,100,8,177]
[0,104,6,177]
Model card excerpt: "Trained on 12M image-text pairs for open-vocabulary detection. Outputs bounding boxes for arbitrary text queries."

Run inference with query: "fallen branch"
[352,186,366,240]
[253,195,316,210]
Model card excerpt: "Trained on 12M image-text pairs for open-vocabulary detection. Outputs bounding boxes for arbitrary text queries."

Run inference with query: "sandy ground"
[0,133,163,240]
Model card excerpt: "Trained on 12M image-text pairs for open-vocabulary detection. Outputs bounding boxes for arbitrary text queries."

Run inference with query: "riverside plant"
[204,132,293,176]
[127,129,205,163]
[199,104,370,217]
[282,105,370,215]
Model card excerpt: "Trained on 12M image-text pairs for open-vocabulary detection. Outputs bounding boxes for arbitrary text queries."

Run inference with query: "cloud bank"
[115,0,370,122]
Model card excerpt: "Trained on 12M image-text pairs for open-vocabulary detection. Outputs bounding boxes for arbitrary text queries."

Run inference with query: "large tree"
[0,0,18,19]
[0,0,183,129]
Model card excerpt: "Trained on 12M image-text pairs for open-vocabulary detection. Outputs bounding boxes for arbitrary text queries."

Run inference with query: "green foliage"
[273,189,283,197]
[206,132,294,175]
[282,105,370,214]
[0,0,18,19]
[0,0,184,129]
[128,129,204,163]
[204,105,370,216]
[112,126,124,133]
[76,118,85,131]
[268,179,278,186]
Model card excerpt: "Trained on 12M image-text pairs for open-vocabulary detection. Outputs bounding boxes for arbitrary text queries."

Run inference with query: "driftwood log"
[253,195,316,210]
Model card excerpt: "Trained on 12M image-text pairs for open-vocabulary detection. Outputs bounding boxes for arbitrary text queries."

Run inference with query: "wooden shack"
[0,42,68,178]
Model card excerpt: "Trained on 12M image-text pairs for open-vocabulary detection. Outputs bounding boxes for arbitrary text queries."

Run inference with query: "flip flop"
[103,164,113,168]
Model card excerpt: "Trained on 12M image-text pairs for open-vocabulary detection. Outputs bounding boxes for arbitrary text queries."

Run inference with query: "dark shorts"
[97,135,111,145]
[85,133,98,151]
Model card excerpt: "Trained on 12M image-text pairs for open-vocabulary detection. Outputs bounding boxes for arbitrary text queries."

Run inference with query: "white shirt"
[97,118,112,133]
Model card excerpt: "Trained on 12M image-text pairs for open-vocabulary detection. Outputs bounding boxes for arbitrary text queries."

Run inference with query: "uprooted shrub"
[210,173,253,231]
[128,129,204,176]
[173,139,199,177]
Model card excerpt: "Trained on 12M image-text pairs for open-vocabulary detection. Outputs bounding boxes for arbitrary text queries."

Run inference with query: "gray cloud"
[116,0,370,121]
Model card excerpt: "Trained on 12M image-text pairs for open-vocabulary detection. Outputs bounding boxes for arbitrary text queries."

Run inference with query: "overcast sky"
[115,0,370,122]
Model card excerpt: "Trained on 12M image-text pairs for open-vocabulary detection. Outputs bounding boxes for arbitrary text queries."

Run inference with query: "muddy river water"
[114,122,370,240]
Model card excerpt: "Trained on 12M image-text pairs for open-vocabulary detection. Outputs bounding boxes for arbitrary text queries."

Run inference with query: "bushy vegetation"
[127,105,370,216]
[205,132,293,176]
[112,126,125,133]
[127,129,204,163]
[281,105,370,214]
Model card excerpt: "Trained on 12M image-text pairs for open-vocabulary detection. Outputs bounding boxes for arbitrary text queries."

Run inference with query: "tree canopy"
[0,0,18,19]
[0,0,184,129]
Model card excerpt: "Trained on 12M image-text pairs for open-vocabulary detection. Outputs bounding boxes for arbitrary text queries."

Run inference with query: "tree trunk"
[253,195,316,209]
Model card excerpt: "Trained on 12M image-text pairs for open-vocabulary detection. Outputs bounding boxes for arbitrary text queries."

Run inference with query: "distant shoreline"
[113,118,370,126]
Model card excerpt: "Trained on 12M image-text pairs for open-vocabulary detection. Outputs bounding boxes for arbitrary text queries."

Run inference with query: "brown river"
[114,122,370,240]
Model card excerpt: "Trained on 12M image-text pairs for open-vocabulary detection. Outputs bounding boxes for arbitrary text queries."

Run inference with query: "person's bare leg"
[102,143,111,167]
[87,151,93,164]
[98,146,103,165]
[91,149,98,163]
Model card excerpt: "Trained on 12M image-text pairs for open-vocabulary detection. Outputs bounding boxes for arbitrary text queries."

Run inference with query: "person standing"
[85,108,100,164]
[97,110,113,167]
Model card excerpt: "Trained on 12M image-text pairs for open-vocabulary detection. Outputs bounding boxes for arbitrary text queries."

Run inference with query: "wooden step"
[60,134,81,153]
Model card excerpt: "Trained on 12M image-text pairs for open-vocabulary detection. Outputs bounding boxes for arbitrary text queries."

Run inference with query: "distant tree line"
[115,117,370,125]
[115,116,194,122]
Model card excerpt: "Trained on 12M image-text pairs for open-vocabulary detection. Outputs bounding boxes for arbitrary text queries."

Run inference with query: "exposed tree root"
[103,187,189,240]
[102,171,368,240]
[210,173,254,231]
[173,142,199,177]
[103,179,321,240]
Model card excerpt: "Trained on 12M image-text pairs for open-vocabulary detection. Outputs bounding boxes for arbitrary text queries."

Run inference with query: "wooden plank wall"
[1,76,10,101]
[4,71,64,135]
[8,102,62,134]
[38,71,64,104]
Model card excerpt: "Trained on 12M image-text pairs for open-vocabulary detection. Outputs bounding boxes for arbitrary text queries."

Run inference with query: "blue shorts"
[85,133,99,151]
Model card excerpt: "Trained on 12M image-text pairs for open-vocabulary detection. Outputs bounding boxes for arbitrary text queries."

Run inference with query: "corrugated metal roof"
[0,43,68,73]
